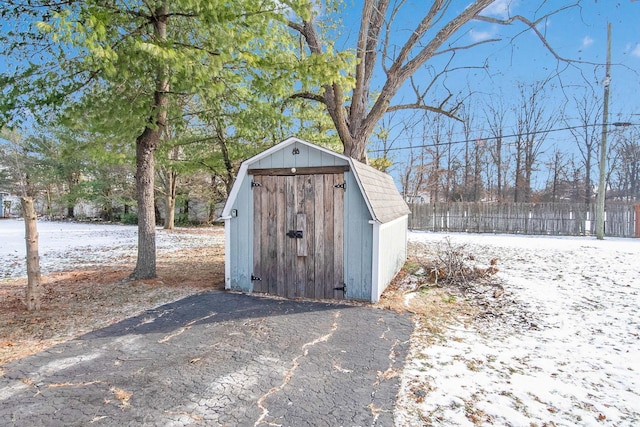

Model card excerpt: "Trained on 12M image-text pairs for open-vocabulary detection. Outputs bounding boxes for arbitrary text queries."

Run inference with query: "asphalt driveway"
[0,291,412,426]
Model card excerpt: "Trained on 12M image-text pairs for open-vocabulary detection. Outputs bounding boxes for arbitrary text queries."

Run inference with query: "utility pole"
[596,23,611,240]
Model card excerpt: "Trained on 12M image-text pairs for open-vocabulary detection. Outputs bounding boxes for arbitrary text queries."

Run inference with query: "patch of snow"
[0,219,223,279]
[397,231,640,426]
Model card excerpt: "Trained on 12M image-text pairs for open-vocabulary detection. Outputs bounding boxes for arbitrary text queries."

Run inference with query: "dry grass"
[1,232,485,372]
[379,242,483,344]
[0,228,225,368]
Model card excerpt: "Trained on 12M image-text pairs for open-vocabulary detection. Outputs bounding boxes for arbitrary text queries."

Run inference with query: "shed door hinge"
[334,182,346,190]
[334,283,346,292]
[251,274,261,281]
[251,181,261,188]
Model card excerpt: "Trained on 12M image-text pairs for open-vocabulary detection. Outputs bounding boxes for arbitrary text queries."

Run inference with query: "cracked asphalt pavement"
[0,291,412,426]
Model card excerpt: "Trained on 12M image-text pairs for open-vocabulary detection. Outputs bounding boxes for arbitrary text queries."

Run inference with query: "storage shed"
[220,137,410,303]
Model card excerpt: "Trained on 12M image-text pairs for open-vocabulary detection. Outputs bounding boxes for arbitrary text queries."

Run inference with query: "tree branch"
[289,92,326,103]
[386,103,462,121]
[435,38,502,56]
[170,41,220,56]
[475,2,587,65]
[363,0,495,140]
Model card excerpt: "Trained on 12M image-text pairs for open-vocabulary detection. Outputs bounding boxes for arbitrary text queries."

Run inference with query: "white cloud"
[582,35,594,48]
[632,44,640,58]
[481,0,517,19]
[469,29,494,42]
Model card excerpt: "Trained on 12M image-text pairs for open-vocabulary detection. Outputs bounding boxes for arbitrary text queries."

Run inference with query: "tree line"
[387,84,639,205]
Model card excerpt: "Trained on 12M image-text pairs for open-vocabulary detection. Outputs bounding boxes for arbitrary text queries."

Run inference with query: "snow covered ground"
[0,219,223,278]
[397,232,640,426]
[2,220,639,425]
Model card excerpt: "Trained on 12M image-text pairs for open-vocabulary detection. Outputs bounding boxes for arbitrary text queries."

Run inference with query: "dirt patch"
[380,257,478,346]
[379,240,523,346]
[0,228,225,367]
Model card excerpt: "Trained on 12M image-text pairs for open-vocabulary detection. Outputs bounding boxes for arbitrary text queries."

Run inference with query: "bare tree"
[444,124,465,202]
[457,107,486,201]
[566,92,602,204]
[369,110,417,172]
[398,124,427,202]
[512,82,558,202]
[484,97,511,201]
[610,126,640,201]
[422,113,450,202]
[541,148,572,202]
[288,1,579,161]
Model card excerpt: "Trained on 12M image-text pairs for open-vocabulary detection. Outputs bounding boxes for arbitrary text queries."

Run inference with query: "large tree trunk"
[21,197,42,311]
[130,3,169,280]
[131,129,158,279]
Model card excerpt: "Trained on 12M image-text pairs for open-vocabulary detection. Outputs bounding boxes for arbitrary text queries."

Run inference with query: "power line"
[368,122,636,154]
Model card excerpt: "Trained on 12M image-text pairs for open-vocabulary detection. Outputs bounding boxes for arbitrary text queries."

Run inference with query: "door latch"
[286,230,303,239]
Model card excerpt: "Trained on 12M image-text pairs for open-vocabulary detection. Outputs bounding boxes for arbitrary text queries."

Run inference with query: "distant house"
[405,193,431,204]
[221,137,410,303]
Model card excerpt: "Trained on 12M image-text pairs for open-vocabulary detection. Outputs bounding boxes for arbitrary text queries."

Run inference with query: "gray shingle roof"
[351,160,411,223]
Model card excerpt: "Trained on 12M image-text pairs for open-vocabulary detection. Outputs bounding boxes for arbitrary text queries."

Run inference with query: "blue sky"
[333,0,640,167]
[2,0,638,178]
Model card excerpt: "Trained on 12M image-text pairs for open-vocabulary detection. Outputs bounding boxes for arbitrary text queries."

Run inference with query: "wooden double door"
[252,171,345,299]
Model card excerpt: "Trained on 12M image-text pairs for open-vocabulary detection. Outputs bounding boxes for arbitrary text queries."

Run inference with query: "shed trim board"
[247,165,350,176]
[222,137,410,302]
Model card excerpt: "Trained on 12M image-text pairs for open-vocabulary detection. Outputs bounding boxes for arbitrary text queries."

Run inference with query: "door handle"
[286,230,303,239]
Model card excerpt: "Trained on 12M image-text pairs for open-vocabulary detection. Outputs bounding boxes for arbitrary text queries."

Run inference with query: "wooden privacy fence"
[408,202,639,238]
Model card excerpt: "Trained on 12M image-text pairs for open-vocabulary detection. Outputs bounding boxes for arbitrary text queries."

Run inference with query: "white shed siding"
[343,171,373,300]
[371,215,408,302]
[227,176,253,291]
[252,141,348,169]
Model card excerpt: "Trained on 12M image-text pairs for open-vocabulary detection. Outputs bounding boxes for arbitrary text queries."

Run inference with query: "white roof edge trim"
[245,136,351,166]
[348,159,378,222]
[221,161,249,217]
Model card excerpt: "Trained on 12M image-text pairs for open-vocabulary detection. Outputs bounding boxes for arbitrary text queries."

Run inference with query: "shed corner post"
[222,216,232,289]
[369,219,382,303]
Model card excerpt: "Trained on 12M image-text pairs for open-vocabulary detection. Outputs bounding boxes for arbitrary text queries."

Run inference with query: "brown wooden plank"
[313,174,325,299]
[253,176,268,293]
[285,175,297,299]
[296,213,307,257]
[276,176,286,297]
[265,176,278,295]
[303,175,316,298]
[333,173,345,299]
[323,174,335,299]
[248,165,350,176]
[294,175,307,298]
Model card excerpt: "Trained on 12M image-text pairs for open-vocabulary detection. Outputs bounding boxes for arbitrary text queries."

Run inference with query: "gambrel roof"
[350,160,411,224]
[222,137,410,224]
